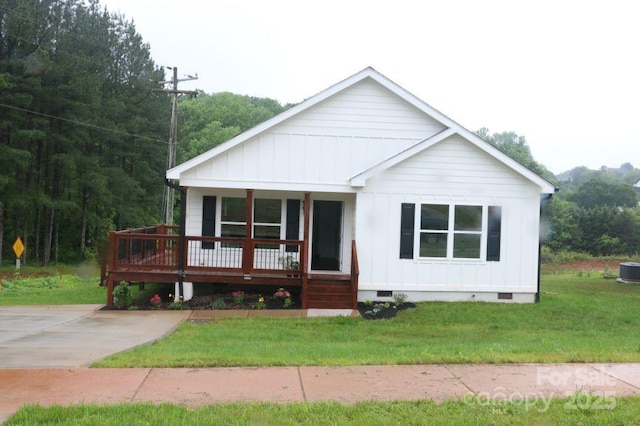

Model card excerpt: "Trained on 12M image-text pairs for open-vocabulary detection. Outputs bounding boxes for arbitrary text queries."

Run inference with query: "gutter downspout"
[164,178,186,301]
[536,192,555,303]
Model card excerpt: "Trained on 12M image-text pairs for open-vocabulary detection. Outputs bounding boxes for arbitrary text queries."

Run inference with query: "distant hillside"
[556,162,640,186]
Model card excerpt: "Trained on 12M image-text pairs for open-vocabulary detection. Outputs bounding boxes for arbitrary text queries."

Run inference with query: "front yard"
[95,269,640,367]
[3,260,640,424]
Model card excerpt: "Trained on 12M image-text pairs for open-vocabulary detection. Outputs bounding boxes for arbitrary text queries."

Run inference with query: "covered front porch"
[102,192,359,309]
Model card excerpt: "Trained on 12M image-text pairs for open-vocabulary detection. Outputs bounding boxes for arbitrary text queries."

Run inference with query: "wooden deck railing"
[107,227,304,276]
[350,240,359,309]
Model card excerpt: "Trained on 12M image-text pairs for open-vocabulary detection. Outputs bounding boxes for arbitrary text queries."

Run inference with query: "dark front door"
[311,200,343,271]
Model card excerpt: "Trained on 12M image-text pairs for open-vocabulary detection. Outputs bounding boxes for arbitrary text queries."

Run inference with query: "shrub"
[211,298,227,310]
[167,301,188,310]
[393,292,408,306]
[113,282,131,310]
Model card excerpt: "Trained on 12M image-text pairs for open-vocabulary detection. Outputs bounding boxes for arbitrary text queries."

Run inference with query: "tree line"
[1,1,637,266]
[1,0,170,265]
[0,0,288,266]
[544,166,640,256]
[479,130,640,257]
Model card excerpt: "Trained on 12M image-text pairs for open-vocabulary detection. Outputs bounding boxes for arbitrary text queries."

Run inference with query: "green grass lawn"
[94,272,640,367]
[0,265,106,305]
[6,396,640,425]
[4,264,640,424]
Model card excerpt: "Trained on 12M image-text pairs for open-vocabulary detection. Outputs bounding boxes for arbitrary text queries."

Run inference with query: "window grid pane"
[254,199,281,224]
[453,233,481,258]
[419,232,447,257]
[221,224,245,248]
[454,205,482,231]
[420,204,449,231]
[221,198,246,222]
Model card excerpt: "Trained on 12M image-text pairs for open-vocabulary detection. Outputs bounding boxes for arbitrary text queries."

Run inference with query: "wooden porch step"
[306,278,355,309]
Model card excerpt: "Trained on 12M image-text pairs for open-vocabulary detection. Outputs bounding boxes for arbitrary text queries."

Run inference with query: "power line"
[154,66,198,225]
[0,102,168,144]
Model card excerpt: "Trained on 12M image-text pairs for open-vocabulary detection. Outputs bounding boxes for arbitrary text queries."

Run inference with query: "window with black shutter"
[285,199,300,252]
[487,206,502,261]
[399,203,415,259]
[202,196,216,249]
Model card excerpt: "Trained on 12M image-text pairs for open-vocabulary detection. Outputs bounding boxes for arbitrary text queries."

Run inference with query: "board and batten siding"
[355,134,543,300]
[179,79,446,189]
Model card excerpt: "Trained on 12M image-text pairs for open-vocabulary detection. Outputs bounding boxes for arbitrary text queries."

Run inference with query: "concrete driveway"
[0,305,190,368]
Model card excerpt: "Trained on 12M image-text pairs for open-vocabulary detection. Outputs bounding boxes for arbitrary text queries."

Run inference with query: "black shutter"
[487,206,502,261]
[202,196,216,249]
[285,199,300,252]
[400,203,415,259]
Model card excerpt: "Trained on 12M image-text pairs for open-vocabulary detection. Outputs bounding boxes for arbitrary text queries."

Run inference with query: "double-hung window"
[420,204,483,259]
[203,196,301,250]
[220,197,246,247]
[400,203,501,261]
[253,198,282,249]
[216,197,285,248]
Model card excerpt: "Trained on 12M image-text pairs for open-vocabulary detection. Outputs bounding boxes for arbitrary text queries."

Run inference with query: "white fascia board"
[350,128,456,187]
[176,178,358,194]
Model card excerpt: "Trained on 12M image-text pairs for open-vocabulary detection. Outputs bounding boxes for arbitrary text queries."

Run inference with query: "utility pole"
[154,67,198,225]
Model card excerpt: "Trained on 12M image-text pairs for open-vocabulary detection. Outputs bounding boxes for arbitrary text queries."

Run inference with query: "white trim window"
[400,202,501,261]
[417,204,488,260]
[253,198,282,249]
[220,197,247,247]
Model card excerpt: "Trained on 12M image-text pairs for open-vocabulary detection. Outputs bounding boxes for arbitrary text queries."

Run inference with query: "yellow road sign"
[13,237,24,258]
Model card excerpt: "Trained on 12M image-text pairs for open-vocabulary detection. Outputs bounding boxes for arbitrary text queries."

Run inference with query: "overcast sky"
[101,0,639,174]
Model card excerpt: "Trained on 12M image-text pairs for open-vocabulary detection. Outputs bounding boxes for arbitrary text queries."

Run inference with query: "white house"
[166,67,556,305]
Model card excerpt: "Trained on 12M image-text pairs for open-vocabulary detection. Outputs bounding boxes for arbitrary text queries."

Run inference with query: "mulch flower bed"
[123,286,301,311]
[109,283,416,319]
[186,288,299,310]
[357,301,416,320]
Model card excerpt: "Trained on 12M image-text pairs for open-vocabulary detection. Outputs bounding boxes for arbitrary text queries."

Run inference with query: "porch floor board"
[107,268,307,286]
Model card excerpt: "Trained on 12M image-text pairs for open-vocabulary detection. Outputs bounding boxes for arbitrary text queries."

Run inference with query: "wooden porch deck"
[101,225,358,309]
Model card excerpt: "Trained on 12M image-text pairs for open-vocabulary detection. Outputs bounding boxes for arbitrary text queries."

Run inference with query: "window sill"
[413,258,487,264]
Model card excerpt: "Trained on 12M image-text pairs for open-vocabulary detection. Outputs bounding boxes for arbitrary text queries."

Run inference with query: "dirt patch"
[0,271,52,280]
[541,260,629,275]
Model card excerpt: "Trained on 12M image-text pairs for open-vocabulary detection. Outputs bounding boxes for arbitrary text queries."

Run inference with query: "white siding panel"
[227,148,244,180]
[355,132,543,298]
[178,79,445,187]
[367,135,539,198]
[257,133,276,179]
[273,134,290,182]
[275,79,446,139]
[303,135,323,182]
[288,134,306,179]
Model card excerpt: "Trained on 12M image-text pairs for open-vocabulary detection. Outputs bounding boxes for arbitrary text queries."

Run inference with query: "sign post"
[13,237,24,270]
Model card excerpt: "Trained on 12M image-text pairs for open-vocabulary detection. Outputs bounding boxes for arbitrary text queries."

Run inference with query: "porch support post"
[107,280,116,307]
[301,192,311,309]
[242,189,254,275]
[106,231,116,306]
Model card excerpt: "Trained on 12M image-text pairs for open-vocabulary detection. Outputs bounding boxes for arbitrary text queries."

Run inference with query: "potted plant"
[278,254,300,276]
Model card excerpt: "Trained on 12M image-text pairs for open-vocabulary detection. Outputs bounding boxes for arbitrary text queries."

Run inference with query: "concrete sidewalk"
[1,363,640,421]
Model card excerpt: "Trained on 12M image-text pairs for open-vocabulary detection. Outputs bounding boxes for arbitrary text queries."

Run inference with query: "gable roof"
[167,67,556,193]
